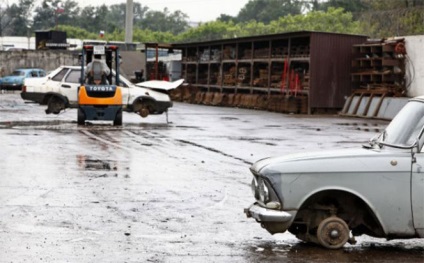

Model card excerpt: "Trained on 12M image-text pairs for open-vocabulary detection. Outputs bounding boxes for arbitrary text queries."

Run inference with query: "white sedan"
[21,65,184,118]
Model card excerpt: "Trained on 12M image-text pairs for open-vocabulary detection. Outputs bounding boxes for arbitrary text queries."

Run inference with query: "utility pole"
[124,0,133,43]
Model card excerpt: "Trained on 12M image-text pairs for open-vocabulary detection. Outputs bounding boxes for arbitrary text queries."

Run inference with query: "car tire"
[47,96,65,114]
[316,216,350,249]
[77,108,85,125]
[114,109,122,126]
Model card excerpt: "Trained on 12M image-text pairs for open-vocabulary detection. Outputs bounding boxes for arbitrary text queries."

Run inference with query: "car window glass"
[110,74,128,87]
[31,71,38,77]
[384,101,424,146]
[408,115,424,145]
[52,68,69,81]
[12,71,24,76]
[121,81,128,87]
[39,71,46,77]
[118,79,128,87]
[65,70,81,84]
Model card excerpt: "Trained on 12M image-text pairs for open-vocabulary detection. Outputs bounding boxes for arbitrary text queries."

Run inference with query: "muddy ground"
[0,93,423,262]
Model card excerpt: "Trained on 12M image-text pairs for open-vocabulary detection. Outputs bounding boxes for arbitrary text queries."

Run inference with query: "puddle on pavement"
[244,240,424,262]
[76,155,128,179]
[175,125,202,130]
[221,117,239,121]
[0,120,175,131]
[0,109,26,113]
[76,155,117,171]
[336,122,387,133]
[0,120,71,129]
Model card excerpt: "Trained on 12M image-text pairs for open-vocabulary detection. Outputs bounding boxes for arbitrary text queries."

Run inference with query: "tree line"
[1,0,423,44]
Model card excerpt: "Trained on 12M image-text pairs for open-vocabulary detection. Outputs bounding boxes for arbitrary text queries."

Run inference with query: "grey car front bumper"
[244,203,293,222]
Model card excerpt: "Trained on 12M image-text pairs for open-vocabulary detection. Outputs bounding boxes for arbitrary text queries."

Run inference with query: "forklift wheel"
[77,108,85,125]
[114,109,123,126]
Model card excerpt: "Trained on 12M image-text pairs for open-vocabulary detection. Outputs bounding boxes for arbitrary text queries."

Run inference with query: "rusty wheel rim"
[316,216,350,249]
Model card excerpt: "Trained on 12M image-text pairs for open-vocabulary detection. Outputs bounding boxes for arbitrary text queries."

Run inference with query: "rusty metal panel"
[309,33,367,109]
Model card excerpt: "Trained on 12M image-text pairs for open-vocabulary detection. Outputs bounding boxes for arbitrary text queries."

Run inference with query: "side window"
[31,71,38,77]
[119,80,128,87]
[110,75,128,87]
[39,71,46,77]
[51,69,69,82]
[65,70,81,84]
[409,115,424,146]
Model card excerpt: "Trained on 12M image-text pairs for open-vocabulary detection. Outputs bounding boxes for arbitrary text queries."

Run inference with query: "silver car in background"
[245,96,424,249]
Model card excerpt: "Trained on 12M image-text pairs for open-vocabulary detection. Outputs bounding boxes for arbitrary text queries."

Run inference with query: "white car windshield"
[381,101,424,147]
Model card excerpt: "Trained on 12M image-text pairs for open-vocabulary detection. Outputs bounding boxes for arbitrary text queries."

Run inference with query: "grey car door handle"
[61,84,71,88]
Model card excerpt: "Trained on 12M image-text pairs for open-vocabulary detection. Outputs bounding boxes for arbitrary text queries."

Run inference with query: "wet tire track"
[175,139,253,165]
[79,130,134,152]
[126,131,252,165]
[80,130,253,165]
[81,130,252,165]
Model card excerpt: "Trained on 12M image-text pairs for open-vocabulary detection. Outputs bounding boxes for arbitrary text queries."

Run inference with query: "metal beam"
[125,0,133,43]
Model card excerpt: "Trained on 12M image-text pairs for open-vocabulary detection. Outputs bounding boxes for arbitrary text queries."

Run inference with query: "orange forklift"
[78,45,123,125]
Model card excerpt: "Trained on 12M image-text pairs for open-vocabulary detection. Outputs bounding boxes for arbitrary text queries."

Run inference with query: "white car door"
[45,67,80,105]
[61,69,81,104]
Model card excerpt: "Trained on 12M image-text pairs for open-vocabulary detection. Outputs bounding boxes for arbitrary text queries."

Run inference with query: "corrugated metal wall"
[310,33,367,109]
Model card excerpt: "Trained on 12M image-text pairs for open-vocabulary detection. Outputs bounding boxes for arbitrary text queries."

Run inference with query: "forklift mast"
[80,45,121,85]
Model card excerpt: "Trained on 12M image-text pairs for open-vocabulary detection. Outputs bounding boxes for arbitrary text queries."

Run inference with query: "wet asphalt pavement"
[0,93,423,262]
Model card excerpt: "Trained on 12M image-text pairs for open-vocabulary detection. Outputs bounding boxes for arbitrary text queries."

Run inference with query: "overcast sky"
[42,0,249,22]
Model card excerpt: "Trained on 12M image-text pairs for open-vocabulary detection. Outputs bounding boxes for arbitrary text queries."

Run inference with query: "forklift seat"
[88,61,108,85]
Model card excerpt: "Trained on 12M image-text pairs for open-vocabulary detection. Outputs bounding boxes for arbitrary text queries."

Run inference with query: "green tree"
[268,7,360,34]
[33,0,72,30]
[56,24,98,39]
[237,0,303,24]
[107,3,149,32]
[2,0,34,36]
[140,8,189,35]
[177,21,233,42]
[132,28,176,43]
[231,21,269,38]
[316,0,368,14]
[0,1,12,38]
[359,0,424,37]
[362,0,424,10]
[216,14,236,23]
[33,0,113,33]
[57,0,80,27]
[78,4,114,36]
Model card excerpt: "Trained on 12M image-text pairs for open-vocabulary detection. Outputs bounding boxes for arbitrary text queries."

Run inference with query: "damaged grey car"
[245,96,424,249]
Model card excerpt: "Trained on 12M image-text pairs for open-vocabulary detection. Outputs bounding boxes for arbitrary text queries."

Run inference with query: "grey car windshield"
[382,101,424,147]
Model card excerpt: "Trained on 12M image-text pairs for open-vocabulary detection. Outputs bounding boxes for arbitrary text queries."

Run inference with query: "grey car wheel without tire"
[316,216,350,249]
[138,107,149,118]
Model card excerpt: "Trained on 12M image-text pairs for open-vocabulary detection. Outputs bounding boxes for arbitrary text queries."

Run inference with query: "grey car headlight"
[258,179,269,203]
[251,177,259,199]
[250,175,281,209]
[251,176,270,203]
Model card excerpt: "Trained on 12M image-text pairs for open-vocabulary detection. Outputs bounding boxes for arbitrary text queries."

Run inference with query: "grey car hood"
[252,147,412,175]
